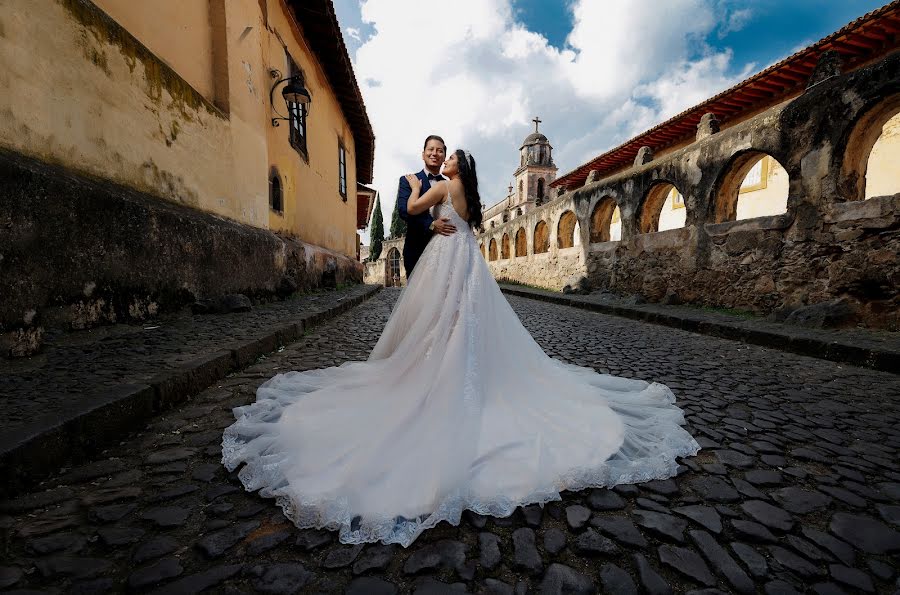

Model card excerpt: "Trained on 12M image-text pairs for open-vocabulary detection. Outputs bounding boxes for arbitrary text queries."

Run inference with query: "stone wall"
[363,238,406,286]
[476,51,900,329]
[480,198,585,291]
[0,151,362,356]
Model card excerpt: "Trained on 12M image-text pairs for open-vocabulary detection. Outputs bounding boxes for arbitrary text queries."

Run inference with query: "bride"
[222,149,699,547]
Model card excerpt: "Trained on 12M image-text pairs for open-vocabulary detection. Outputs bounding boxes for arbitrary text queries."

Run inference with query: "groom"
[396,135,456,278]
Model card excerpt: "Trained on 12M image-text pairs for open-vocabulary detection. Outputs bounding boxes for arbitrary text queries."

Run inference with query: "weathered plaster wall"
[0,0,243,222]
[476,51,900,329]
[0,0,361,257]
[91,0,216,102]
[0,151,362,356]
[262,0,359,257]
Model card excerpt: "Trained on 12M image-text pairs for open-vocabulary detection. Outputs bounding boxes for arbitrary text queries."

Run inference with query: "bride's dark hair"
[455,149,483,229]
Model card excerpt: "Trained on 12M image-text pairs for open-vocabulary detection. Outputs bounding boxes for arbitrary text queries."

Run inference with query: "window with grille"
[286,53,307,159]
[338,140,347,200]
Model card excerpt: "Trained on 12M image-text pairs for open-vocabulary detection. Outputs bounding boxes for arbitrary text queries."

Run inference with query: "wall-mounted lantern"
[269,68,311,127]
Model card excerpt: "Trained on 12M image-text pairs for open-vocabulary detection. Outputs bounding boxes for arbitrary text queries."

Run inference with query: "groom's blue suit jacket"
[397,170,442,277]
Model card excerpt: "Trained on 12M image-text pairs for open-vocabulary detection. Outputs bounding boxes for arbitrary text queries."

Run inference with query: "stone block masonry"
[0,150,362,357]
[477,50,900,330]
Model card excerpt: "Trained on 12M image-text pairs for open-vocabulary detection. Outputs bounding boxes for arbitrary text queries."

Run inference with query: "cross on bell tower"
[532,116,542,133]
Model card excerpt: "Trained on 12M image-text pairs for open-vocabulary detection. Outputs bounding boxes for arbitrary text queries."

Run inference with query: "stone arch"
[639,182,686,233]
[518,180,524,201]
[537,178,545,200]
[479,242,485,258]
[269,167,283,213]
[489,238,498,261]
[557,210,578,248]
[501,233,510,259]
[533,220,549,254]
[514,227,527,257]
[590,196,620,243]
[840,94,900,201]
[386,247,401,286]
[713,151,789,223]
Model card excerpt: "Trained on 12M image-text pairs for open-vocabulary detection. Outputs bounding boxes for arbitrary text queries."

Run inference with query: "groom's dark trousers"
[396,170,443,279]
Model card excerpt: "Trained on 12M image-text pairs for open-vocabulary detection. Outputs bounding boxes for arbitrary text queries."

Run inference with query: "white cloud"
[344,0,752,243]
[634,50,755,121]
[719,7,753,37]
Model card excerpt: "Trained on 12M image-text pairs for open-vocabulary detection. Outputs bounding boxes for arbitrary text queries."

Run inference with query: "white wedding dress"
[222,193,700,547]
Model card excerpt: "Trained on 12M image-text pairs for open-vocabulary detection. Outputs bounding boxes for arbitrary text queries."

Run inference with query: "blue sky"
[333,0,889,242]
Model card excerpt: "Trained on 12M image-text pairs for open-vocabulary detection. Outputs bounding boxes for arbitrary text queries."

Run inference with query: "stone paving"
[0,284,375,433]
[1,288,899,594]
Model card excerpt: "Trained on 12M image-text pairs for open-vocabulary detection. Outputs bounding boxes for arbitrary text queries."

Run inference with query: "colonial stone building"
[483,118,559,229]
[0,0,376,355]
[477,4,900,330]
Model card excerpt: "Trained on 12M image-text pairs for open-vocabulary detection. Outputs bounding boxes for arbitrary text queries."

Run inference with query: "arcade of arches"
[474,60,900,328]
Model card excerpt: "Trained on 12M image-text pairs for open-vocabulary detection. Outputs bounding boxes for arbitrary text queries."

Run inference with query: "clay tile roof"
[287,0,375,184]
[357,183,376,230]
[551,1,900,190]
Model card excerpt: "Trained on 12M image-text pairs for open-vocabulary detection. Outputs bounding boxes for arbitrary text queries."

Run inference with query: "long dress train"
[222,196,700,547]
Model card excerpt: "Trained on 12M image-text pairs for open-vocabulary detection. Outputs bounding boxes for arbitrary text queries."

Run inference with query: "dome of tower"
[521,131,548,147]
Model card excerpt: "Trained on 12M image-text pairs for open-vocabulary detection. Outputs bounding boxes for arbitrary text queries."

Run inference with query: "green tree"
[368,195,384,261]
[389,201,407,238]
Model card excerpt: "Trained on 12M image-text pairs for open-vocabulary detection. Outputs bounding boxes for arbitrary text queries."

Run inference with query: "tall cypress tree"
[368,195,384,262]
[389,202,407,238]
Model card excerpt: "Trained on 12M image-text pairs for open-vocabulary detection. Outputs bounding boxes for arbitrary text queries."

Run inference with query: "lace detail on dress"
[221,199,699,547]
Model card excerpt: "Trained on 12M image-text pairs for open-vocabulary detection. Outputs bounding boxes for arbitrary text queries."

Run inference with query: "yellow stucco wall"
[0,0,361,258]
[91,0,215,102]
[658,187,687,231]
[865,111,900,199]
[736,156,790,220]
[262,0,358,255]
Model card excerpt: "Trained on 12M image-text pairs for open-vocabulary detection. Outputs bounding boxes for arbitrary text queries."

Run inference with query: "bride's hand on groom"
[405,174,421,191]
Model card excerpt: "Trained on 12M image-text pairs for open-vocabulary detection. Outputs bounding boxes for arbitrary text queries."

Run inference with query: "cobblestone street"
[2,288,898,594]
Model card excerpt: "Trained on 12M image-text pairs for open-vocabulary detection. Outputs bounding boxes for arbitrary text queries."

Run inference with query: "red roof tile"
[287,0,375,184]
[552,1,900,189]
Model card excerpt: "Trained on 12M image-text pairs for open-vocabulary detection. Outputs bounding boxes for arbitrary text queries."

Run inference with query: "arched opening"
[269,168,283,213]
[386,248,401,286]
[514,227,527,257]
[501,233,510,259]
[866,109,900,198]
[533,221,549,254]
[537,178,545,200]
[640,182,686,233]
[840,96,900,201]
[557,210,578,248]
[590,197,620,243]
[714,152,789,222]
[489,239,498,261]
[479,243,485,258]
[518,180,524,202]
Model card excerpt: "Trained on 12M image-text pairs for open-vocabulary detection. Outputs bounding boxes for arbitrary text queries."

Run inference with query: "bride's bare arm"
[405,176,449,215]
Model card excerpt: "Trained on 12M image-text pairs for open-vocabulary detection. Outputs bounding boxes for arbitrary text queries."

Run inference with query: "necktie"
[427,174,442,181]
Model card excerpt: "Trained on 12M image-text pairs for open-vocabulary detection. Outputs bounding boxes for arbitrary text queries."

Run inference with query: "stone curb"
[500,285,899,375]
[0,285,382,497]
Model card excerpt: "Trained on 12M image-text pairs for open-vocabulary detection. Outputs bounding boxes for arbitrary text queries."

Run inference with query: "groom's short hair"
[423,135,446,151]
